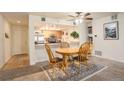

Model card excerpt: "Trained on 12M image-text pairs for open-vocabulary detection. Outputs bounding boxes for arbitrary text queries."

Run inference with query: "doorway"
[2,25,29,71]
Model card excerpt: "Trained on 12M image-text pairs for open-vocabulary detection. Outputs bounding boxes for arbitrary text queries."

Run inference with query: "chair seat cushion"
[73,56,78,60]
[54,57,63,62]
[73,56,87,61]
[68,56,74,61]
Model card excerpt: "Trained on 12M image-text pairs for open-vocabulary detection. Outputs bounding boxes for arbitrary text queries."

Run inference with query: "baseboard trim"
[0,55,12,70]
[0,63,4,69]
[93,55,124,63]
[30,59,48,65]
[5,56,12,63]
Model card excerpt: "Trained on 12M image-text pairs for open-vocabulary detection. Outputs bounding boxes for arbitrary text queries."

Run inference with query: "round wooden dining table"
[56,48,79,69]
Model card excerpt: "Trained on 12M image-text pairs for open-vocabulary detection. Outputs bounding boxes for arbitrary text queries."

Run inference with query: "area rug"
[13,63,107,81]
[42,63,107,81]
[0,60,107,81]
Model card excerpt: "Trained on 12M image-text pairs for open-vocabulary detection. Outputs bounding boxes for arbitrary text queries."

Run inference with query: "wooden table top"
[56,48,79,55]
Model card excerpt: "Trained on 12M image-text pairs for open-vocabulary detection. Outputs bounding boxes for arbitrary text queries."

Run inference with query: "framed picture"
[103,21,119,40]
[5,33,9,39]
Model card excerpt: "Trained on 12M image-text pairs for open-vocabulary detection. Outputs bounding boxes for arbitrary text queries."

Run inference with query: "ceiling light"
[75,19,79,24]
[74,19,83,25]
[17,20,21,23]
[79,19,83,23]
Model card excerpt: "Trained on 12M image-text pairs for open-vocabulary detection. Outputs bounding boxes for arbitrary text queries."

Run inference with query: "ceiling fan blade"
[75,12,82,17]
[85,17,93,20]
[68,15,75,18]
[66,19,74,21]
[84,13,91,17]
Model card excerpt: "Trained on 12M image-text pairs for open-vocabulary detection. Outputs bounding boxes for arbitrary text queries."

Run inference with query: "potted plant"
[70,31,79,39]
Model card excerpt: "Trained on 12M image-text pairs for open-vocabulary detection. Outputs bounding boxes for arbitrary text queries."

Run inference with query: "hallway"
[1,54,29,71]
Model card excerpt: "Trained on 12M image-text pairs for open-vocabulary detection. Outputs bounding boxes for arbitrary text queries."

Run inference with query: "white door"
[12,27,28,55]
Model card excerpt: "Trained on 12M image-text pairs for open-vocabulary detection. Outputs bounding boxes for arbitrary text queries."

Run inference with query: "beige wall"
[77,22,88,45]
[0,15,12,68]
[29,15,36,65]
[92,13,124,62]
[11,25,28,55]
[63,22,88,45]
[0,15,5,67]
[4,19,12,62]
[0,15,29,69]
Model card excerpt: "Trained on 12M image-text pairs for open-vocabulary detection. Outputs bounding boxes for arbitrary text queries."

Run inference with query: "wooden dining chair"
[78,45,89,66]
[88,43,93,56]
[74,42,89,67]
[59,42,70,48]
[60,42,74,63]
[83,42,93,57]
[45,43,63,77]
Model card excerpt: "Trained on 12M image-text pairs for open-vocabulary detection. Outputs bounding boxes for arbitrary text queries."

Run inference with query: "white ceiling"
[1,12,28,26]
[91,12,118,19]
[0,12,118,26]
[29,12,70,19]
[35,23,73,31]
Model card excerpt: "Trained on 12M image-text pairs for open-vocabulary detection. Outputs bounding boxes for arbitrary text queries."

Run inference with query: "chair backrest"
[85,42,93,54]
[60,42,70,48]
[78,45,89,62]
[45,43,55,63]
[79,45,88,56]
[80,42,93,54]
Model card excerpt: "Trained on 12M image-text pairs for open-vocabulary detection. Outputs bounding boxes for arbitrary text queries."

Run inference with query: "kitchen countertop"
[35,41,80,48]
[35,43,60,48]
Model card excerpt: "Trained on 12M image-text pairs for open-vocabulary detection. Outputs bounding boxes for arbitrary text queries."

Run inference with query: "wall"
[29,15,70,65]
[0,15,29,68]
[0,15,5,68]
[92,13,124,62]
[63,22,88,46]
[77,21,88,45]
[29,15,88,65]
[11,25,28,55]
[0,15,12,68]
[29,15,37,65]
[4,19,12,62]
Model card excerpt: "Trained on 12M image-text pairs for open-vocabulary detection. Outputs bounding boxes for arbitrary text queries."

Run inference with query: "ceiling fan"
[67,12,93,21]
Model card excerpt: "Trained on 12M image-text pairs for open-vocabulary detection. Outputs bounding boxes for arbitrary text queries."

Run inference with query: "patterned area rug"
[42,63,106,81]
[0,60,107,81]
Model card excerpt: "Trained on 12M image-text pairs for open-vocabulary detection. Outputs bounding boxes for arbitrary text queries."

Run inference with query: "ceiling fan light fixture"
[75,19,79,24]
[74,18,83,25]
[79,19,83,23]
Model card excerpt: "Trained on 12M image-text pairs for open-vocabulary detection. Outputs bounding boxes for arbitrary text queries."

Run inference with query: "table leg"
[63,55,68,69]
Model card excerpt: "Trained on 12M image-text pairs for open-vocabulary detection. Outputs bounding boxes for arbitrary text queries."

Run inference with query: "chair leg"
[57,63,63,71]
[49,63,56,79]
[83,59,89,70]
[52,65,56,79]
